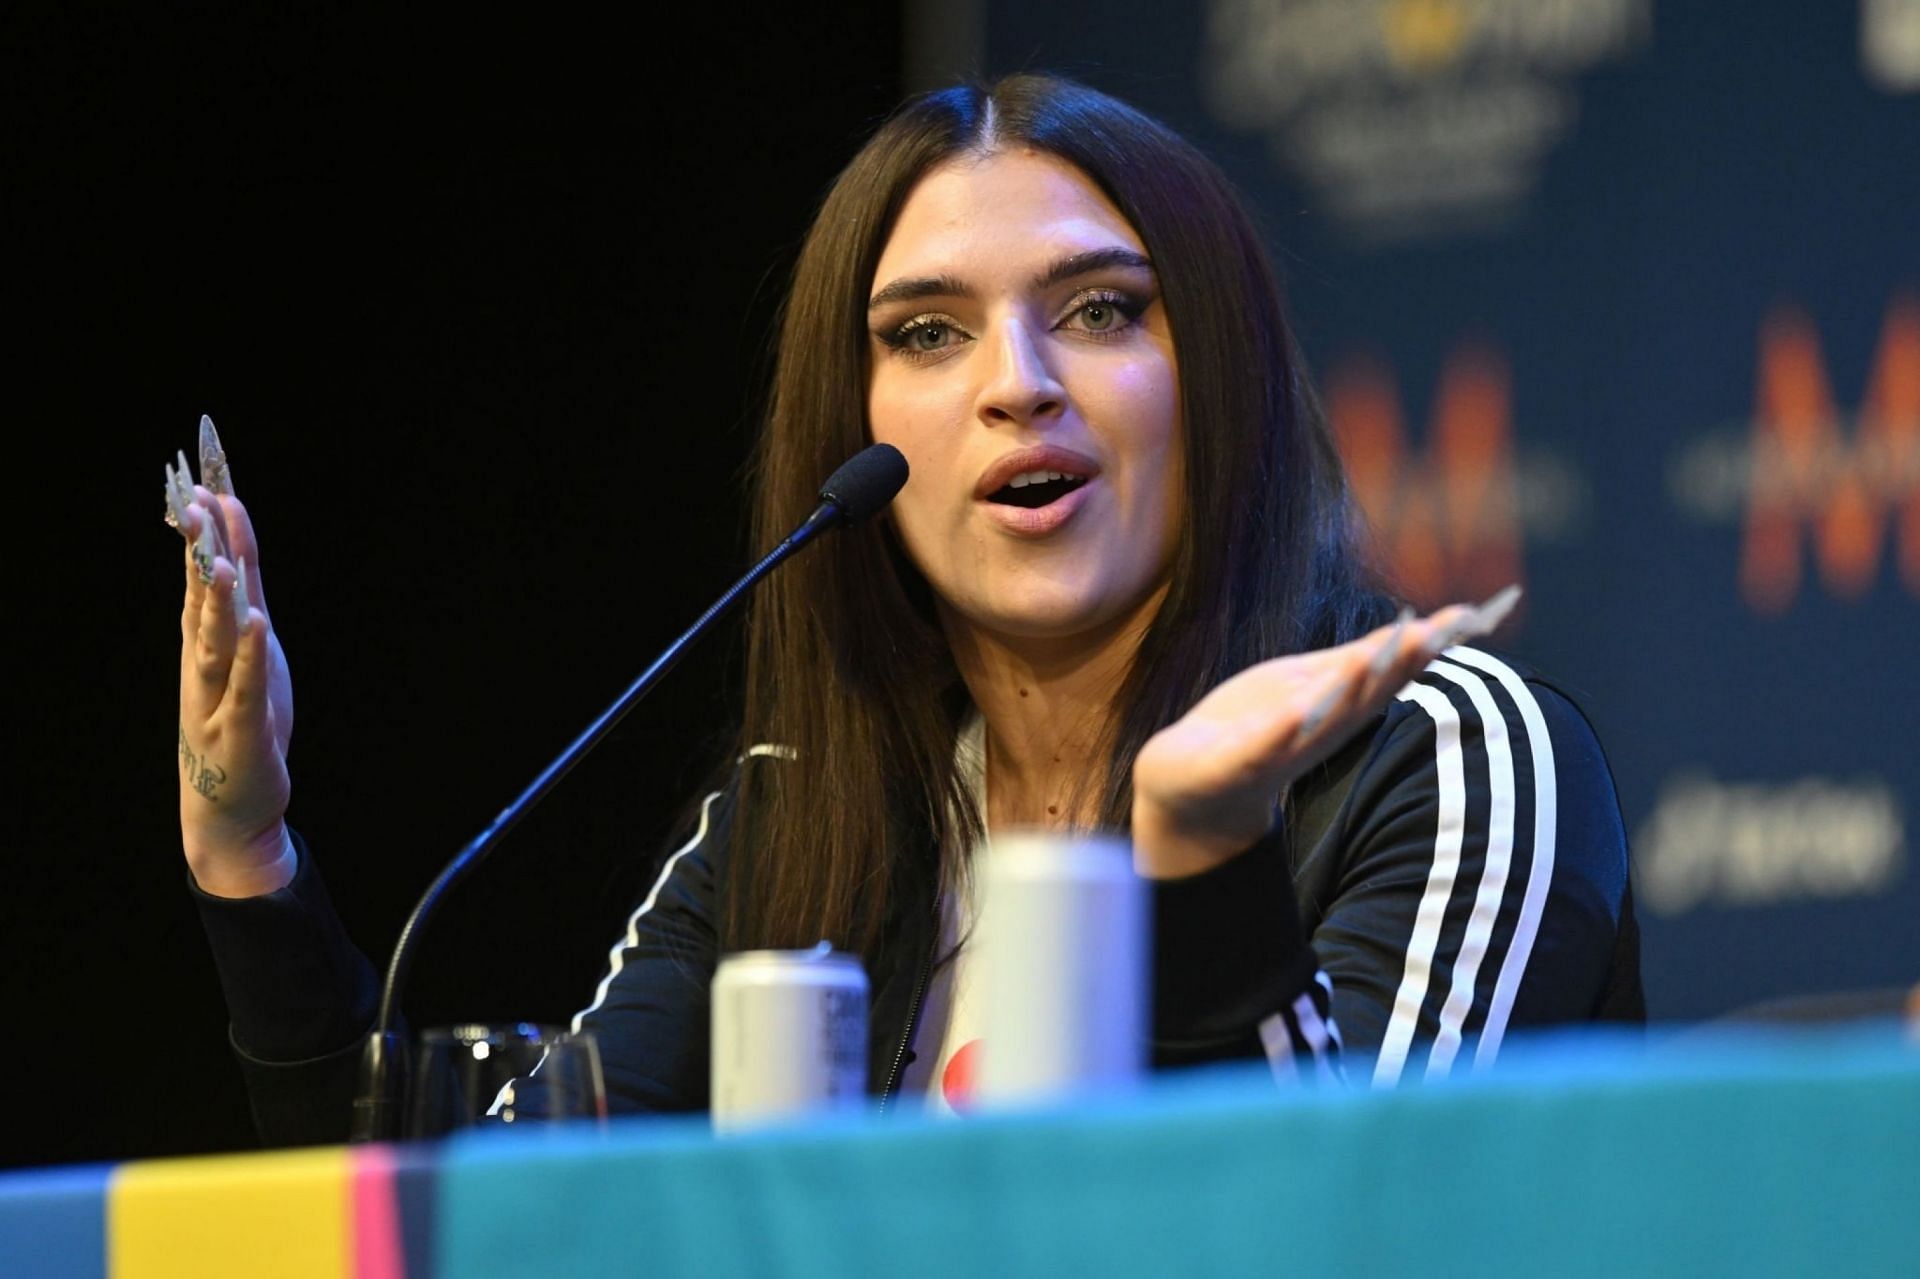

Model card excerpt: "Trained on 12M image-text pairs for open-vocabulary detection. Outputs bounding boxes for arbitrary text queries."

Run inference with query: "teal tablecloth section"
[438,1028,1920,1278]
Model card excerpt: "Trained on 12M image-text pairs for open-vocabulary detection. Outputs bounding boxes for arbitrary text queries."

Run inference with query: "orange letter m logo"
[1327,345,1521,610]
[1742,294,1920,613]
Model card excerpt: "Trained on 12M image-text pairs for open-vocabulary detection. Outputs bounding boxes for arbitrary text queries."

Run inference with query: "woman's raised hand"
[166,417,297,898]
[1130,589,1519,880]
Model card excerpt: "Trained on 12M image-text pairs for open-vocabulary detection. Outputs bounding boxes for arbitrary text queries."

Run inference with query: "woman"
[170,75,1640,1141]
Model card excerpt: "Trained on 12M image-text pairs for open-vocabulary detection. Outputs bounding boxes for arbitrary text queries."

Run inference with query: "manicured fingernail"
[1465,584,1522,637]
[163,465,188,529]
[193,519,216,584]
[234,555,253,629]
[199,414,234,496]
[1423,614,1469,658]
[1368,606,1414,677]
[170,454,196,514]
[1436,622,1472,655]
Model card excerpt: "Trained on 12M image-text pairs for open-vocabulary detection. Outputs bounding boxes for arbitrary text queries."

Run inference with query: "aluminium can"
[975,831,1148,1104]
[711,942,868,1132]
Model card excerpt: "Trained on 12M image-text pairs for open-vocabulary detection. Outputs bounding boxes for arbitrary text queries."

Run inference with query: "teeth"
[1007,470,1072,489]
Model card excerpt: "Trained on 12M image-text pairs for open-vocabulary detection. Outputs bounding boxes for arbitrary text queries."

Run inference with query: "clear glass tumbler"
[408,1023,607,1138]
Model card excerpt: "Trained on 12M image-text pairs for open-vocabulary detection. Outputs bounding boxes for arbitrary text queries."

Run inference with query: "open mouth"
[986,471,1090,509]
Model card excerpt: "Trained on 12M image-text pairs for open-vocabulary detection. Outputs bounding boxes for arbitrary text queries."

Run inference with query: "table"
[6,1026,1916,1277]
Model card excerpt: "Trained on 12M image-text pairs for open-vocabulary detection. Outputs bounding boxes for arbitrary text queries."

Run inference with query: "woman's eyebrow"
[1031,247,1153,291]
[868,273,970,311]
[867,247,1155,311]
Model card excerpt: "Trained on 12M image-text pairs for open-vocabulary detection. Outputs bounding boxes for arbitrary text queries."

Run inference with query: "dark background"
[12,9,903,1167]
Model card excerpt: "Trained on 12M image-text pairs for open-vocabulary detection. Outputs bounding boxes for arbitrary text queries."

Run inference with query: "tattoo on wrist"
[178,726,227,802]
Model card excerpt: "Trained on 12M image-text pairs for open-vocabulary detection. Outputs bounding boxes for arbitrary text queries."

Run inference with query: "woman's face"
[866,149,1183,645]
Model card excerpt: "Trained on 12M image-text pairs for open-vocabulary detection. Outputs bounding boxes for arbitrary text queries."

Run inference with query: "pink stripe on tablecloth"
[351,1146,405,1279]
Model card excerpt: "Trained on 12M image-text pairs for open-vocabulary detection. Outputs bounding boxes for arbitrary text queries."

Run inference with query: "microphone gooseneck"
[350,443,908,1142]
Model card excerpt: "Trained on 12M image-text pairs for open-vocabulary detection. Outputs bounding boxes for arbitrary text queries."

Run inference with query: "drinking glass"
[408,1023,607,1139]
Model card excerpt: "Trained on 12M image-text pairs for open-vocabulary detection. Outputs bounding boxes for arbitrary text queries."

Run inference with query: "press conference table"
[7,1027,1916,1278]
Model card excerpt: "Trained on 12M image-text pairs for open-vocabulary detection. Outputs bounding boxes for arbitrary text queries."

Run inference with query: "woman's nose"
[973,319,1066,428]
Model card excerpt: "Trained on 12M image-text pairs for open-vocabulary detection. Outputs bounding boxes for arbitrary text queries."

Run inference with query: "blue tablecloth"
[4,1025,1915,1277]
[440,1026,1918,1277]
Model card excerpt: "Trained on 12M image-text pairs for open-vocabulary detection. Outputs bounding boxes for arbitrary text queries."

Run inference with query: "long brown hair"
[723,74,1388,958]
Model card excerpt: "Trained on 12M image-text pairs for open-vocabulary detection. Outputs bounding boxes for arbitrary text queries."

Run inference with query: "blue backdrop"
[980,0,1919,1019]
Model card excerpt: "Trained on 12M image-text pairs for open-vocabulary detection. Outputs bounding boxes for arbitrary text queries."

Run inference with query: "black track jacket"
[193,646,1642,1146]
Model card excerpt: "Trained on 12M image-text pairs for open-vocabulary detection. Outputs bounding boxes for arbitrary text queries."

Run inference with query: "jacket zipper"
[877,893,940,1113]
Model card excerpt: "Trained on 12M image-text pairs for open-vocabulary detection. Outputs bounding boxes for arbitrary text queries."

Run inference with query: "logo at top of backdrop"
[1327,342,1587,613]
[1667,294,1920,614]
[1864,0,1920,93]
[1202,0,1649,244]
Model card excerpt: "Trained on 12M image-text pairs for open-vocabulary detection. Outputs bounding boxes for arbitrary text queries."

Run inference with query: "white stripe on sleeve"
[569,788,725,1033]
[1313,970,1346,1051]
[1443,647,1558,1068]
[486,788,727,1118]
[1291,992,1338,1084]
[1374,680,1467,1086]
[1421,657,1520,1077]
[1257,1013,1301,1086]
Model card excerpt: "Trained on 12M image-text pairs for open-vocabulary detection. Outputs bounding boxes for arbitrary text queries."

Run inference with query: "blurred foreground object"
[976,833,1147,1104]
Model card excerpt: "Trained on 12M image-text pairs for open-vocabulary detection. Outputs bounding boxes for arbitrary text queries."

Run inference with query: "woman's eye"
[882,315,966,359]
[1063,291,1143,337]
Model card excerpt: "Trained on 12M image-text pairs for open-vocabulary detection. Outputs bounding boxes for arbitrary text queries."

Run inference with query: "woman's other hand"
[1131,590,1517,880]
[166,423,296,897]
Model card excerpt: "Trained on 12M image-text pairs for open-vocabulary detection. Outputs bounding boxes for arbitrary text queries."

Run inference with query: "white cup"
[974,831,1148,1104]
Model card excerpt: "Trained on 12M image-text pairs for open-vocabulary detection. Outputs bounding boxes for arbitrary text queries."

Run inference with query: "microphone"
[350,443,908,1142]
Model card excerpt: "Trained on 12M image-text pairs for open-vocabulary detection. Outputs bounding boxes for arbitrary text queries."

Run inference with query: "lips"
[973,444,1103,537]
[973,445,1103,502]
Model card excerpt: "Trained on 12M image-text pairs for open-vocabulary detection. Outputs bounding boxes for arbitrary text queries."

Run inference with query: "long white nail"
[1424,616,1470,658]
[170,453,196,513]
[199,414,234,496]
[172,452,199,532]
[193,519,216,584]
[234,555,253,631]
[1368,606,1414,677]
[163,466,188,528]
[1464,584,1522,637]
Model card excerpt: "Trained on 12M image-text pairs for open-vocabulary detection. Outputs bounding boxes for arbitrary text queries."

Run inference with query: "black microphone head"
[818,443,909,524]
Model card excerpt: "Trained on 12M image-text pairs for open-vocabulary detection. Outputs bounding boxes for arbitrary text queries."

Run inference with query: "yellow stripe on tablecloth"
[108,1147,350,1279]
